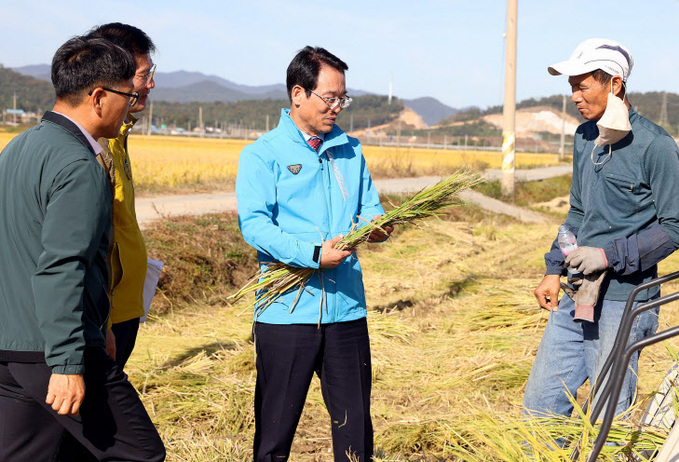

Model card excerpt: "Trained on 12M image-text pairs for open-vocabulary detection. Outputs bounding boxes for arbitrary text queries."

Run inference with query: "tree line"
[0,65,54,113]
[149,95,404,132]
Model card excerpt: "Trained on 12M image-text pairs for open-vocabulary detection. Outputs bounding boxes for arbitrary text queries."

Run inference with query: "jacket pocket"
[110,242,124,292]
[604,173,636,193]
[603,173,644,214]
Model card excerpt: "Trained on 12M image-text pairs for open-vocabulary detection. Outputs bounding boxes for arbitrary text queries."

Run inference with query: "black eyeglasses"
[308,89,352,109]
[89,87,140,107]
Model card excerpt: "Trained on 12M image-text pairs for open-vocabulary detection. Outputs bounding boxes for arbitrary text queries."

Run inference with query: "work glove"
[561,270,608,322]
[565,246,608,276]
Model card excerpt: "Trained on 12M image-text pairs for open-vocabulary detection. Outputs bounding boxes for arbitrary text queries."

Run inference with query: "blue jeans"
[523,294,659,418]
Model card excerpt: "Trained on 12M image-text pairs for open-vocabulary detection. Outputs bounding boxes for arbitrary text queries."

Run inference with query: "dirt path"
[136,166,572,226]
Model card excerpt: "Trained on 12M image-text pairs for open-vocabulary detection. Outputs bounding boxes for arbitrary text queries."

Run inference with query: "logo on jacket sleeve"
[287,164,302,175]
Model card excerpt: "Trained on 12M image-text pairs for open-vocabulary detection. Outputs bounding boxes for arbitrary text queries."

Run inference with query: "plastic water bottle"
[557,225,578,276]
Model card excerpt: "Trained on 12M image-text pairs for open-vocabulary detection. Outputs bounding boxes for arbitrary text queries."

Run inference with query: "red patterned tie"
[308,136,322,152]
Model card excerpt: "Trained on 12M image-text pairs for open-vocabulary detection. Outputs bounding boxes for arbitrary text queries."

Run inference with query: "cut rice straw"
[230,170,484,315]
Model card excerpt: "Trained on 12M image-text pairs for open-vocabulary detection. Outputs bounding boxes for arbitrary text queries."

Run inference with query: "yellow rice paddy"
[0,132,563,193]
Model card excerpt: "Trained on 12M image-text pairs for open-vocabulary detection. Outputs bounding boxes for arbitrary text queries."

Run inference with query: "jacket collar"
[41,111,97,155]
[278,108,349,153]
[121,112,139,137]
[628,105,639,125]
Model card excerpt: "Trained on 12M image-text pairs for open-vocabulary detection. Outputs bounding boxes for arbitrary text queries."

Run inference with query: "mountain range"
[10,65,459,125]
[6,64,679,138]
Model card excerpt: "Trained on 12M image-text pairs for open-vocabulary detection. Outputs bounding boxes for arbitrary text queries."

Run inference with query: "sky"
[2,0,679,109]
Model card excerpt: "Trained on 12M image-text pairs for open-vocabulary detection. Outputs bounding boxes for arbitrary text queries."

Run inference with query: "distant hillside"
[446,92,679,136]
[482,106,580,136]
[9,64,677,137]
[13,65,291,103]
[10,64,51,81]
[0,65,54,112]
[629,91,679,135]
[155,70,286,94]
[152,81,287,104]
[10,66,448,121]
[4,64,403,132]
[481,92,679,132]
[150,94,403,132]
[150,75,370,104]
[402,97,458,125]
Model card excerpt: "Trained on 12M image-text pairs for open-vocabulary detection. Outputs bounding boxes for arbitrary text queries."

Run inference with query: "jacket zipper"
[318,149,335,322]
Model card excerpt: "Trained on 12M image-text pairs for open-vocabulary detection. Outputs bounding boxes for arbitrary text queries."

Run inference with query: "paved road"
[136,165,572,226]
[483,165,573,182]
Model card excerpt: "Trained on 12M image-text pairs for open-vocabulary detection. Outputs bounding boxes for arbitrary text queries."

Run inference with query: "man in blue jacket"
[0,36,164,461]
[237,46,392,461]
[524,38,679,420]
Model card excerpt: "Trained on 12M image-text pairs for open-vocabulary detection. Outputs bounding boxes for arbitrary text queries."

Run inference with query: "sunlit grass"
[131,199,679,460]
[127,135,247,193]
[364,145,563,179]
[129,136,564,193]
[0,132,15,150]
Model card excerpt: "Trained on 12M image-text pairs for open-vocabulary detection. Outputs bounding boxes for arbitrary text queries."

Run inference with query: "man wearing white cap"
[524,38,679,419]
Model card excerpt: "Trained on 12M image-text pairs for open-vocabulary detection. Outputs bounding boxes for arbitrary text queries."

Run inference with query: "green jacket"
[0,112,111,374]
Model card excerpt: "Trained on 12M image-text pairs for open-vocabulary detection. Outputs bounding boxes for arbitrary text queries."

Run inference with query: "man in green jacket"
[0,36,164,461]
[55,23,158,462]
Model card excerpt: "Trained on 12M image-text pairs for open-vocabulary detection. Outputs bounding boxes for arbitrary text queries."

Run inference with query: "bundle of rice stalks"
[230,170,483,315]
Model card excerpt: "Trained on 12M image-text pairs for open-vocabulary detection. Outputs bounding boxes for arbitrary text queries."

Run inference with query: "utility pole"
[660,92,669,127]
[559,94,567,160]
[501,0,517,199]
[388,74,393,105]
[146,101,154,136]
[397,120,401,147]
[12,92,17,125]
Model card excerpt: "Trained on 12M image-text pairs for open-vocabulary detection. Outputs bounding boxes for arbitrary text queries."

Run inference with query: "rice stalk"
[230,170,484,313]
[443,399,669,461]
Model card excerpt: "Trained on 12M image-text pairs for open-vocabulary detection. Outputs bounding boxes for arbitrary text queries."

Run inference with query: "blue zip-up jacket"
[236,109,384,324]
[545,107,679,301]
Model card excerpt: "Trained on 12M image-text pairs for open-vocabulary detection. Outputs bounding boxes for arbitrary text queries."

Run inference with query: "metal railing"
[568,270,679,461]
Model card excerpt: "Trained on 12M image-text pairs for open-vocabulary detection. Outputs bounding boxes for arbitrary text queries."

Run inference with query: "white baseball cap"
[548,38,634,82]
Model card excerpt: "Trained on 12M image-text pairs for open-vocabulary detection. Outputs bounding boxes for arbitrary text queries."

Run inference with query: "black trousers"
[253,318,373,462]
[55,318,143,461]
[111,317,141,369]
[0,347,165,462]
